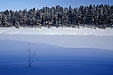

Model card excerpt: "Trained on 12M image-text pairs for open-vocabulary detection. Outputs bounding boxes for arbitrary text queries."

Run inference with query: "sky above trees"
[0,0,112,11]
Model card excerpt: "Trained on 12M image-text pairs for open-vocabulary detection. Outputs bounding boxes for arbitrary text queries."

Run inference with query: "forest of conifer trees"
[0,4,113,29]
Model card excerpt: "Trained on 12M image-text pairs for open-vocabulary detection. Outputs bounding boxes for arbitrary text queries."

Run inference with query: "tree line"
[0,4,113,29]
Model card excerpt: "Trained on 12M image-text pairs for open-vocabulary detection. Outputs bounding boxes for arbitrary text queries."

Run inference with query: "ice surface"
[0,27,113,75]
[0,35,113,50]
[0,40,113,75]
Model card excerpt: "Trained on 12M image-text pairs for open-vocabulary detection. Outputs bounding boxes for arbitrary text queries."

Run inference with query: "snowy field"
[0,27,113,36]
[0,27,113,75]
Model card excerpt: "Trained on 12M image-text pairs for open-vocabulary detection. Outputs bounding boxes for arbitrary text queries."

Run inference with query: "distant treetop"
[0,5,113,29]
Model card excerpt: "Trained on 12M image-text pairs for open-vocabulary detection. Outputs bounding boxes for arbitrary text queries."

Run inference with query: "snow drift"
[0,27,113,36]
[0,27,113,75]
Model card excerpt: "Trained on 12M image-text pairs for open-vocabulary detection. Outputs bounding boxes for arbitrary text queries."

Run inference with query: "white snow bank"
[0,35,113,50]
[0,27,113,36]
[0,27,113,50]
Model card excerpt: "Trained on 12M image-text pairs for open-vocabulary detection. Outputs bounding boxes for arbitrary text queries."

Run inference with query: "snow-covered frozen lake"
[0,27,113,75]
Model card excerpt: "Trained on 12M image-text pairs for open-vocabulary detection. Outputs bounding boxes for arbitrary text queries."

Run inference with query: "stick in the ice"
[28,43,38,68]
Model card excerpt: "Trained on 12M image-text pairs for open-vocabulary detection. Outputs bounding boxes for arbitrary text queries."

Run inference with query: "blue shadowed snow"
[0,40,113,75]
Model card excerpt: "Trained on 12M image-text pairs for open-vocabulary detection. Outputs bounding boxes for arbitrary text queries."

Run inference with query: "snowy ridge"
[0,27,113,36]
